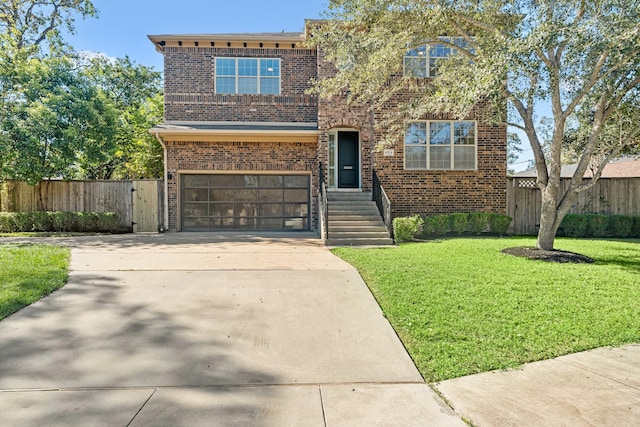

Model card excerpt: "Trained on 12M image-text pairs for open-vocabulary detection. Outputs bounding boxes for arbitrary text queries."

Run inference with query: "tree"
[2,57,117,187]
[0,0,96,55]
[81,55,163,179]
[311,0,640,250]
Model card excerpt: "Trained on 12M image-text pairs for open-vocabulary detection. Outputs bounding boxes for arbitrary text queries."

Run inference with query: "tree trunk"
[536,185,560,251]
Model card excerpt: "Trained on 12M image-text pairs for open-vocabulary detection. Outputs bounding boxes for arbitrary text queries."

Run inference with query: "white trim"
[214,57,281,95]
[404,120,478,171]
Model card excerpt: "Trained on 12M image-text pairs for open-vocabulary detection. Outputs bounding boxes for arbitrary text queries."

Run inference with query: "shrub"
[393,215,423,243]
[31,211,54,232]
[586,214,609,237]
[52,212,79,232]
[468,212,489,234]
[608,215,634,238]
[562,214,588,237]
[0,213,16,232]
[488,214,512,235]
[0,211,120,233]
[430,214,450,236]
[632,217,640,238]
[449,213,469,234]
[96,212,120,233]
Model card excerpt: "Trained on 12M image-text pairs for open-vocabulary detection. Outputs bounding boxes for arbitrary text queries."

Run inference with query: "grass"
[0,243,70,320]
[332,237,640,382]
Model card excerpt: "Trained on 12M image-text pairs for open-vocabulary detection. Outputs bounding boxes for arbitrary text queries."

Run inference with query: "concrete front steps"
[325,192,394,246]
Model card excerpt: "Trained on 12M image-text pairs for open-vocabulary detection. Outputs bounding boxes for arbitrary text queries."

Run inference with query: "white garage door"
[181,174,310,231]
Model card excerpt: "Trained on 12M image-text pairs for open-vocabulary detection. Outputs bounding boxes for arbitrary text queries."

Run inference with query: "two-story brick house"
[148,22,506,243]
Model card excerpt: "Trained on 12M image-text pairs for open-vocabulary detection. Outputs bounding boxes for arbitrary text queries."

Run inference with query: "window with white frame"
[215,57,281,94]
[404,37,472,78]
[405,121,476,170]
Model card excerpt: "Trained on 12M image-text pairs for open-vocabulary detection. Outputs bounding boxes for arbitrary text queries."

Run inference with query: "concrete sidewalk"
[435,343,640,426]
[0,233,464,426]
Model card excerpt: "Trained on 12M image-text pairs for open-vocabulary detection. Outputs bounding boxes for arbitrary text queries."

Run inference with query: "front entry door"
[338,131,359,188]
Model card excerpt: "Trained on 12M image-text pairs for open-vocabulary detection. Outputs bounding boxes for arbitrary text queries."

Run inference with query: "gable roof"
[513,158,640,178]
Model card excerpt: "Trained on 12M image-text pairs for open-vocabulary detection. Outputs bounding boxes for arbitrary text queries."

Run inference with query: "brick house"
[148,23,507,244]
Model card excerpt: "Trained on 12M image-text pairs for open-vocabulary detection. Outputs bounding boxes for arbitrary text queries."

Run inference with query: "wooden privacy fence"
[507,177,640,235]
[0,180,164,233]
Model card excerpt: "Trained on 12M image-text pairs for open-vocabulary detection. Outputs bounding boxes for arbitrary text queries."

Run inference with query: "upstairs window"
[215,58,281,95]
[404,37,471,78]
[405,121,476,170]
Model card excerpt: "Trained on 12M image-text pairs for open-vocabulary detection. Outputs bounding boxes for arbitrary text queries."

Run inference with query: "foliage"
[425,214,450,236]
[633,217,640,238]
[561,213,640,238]
[392,214,423,242]
[487,214,512,235]
[0,211,120,233]
[449,213,469,234]
[468,212,490,234]
[586,213,610,237]
[0,243,70,320]
[0,0,96,56]
[2,57,118,184]
[562,214,589,237]
[0,1,164,184]
[312,0,640,250]
[507,132,524,175]
[608,215,634,238]
[81,55,163,179]
[333,237,640,381]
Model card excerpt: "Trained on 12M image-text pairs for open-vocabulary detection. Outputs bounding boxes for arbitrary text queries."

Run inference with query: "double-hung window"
[404,37,471,78]
[405,121,476,170]
[215,57,281,95]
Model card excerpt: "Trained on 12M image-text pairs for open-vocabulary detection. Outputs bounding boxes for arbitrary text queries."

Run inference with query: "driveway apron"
[0,233,465,426]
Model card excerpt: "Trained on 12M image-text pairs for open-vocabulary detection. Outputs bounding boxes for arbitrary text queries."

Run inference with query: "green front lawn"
[333,237,640,382]
[0,243,70,320]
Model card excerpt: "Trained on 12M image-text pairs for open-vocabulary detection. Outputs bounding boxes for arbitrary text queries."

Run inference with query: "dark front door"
[338,131,359,188]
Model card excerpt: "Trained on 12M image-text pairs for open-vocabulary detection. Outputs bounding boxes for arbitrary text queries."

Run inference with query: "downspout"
[155,133,170,232]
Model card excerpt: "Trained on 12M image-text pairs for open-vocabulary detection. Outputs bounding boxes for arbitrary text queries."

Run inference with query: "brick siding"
[164,47,318,122]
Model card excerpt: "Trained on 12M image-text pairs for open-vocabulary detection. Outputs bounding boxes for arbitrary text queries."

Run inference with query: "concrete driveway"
[0,233,464,426]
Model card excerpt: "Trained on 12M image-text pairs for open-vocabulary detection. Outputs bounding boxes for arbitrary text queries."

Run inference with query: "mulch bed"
[502,247,595,264]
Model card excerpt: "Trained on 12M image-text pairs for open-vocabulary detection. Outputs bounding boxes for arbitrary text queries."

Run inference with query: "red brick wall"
[317,49,507,216]
[372,106,507,218]
[163,47,318,123]
[164,140,318,231]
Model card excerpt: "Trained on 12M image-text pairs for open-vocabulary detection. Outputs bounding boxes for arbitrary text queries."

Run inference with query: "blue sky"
[67,0,328,71]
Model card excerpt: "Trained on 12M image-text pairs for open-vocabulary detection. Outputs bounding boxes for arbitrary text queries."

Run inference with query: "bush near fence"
[394,213,513,243]
[560,214,640,238]
[0,212,120,233]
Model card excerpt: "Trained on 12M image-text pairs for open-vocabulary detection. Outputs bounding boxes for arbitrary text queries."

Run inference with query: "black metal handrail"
[373,169,393,238]
[319,162,329,240]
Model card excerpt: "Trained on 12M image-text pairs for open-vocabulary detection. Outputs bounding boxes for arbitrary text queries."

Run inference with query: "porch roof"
[149,121,319,143]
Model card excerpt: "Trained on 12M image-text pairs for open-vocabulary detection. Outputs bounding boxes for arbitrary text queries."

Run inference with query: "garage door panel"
[183,203,208,217]
[284,189,308,203]
[183,217,209,230]
[259,175,284,188]
[184,189,208,201]
[259,189,283,202]
[284,175,309,188]
[210,189,234,201]
[184,175,209,187]
[284,203,307,217]
[182,174,310,232]
[261,204,284,217]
